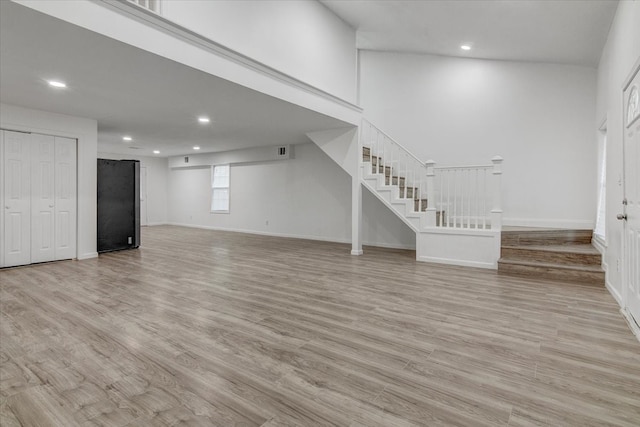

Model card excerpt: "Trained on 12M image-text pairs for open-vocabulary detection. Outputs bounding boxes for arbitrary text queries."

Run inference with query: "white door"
[140,166,148,226]
[54,137,76,260]
[2,130,31,267]
[31,134,55,263]
[622,62,640,325]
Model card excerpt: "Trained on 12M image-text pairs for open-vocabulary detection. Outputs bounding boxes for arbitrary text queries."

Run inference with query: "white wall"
[98,152,169,226]
[596,0,640,304]
[359,51,598,228]
[168,142,415,249]
[162,0,357,103]
[0,103,98,259]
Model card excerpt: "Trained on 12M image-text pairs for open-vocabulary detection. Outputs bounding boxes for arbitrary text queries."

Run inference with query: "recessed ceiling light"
[198,117,210,124]
[460,45,472,51]
[123,136,132,141]
[153,150,160,154]
[193,146,201,150]
[48,80,67,88]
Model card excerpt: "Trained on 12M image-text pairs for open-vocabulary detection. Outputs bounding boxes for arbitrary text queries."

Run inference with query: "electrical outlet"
[128,236,132,245]
[265,220,269,226]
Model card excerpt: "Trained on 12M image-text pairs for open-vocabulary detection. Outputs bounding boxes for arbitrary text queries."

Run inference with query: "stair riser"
[498,262,604,286]
[501,247,601,267]
[501,230,592,246]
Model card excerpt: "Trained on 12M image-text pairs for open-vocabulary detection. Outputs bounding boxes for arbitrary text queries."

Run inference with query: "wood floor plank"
[1,225,639,426]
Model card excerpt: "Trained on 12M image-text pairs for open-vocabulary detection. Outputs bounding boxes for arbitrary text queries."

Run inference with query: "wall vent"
[277,146,287,157]
[184,156,189,163]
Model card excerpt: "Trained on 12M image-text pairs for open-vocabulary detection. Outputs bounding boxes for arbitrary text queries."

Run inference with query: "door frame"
[620,56,640,338]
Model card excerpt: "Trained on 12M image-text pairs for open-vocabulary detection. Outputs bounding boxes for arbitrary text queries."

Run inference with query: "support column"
[351,173,363,255]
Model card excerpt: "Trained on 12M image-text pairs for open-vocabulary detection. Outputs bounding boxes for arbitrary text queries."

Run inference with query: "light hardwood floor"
[1,225,639,426]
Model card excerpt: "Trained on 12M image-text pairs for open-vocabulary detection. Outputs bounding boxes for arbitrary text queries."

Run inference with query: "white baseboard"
[351,250,364,256]
[503,218,594,229]
[417,255,496,270]
[592,235,606,254]
[146,222,168,226]
[77,252,98,260]
[621,308,640,343]
[363,241,415,250]
[605,277,623,307]
[167,222,415,250]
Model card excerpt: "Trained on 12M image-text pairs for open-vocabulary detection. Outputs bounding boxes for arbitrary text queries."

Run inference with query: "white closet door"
[3,130,31,267]
[54,137,76,260]
[31,134,56,263]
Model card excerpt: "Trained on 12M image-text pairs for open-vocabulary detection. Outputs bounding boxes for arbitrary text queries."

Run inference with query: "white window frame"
[211,164,230,214]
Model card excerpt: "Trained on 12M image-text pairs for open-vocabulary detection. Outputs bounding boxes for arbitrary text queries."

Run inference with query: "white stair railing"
[432,156,503,229]
[127,0,162,14]
[361,120,428,212]
[360,119,503,230]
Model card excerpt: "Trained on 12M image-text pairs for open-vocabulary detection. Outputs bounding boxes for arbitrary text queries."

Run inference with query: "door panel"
[623,64,640,325]
[31,133,55,263]
[3,130,31,267]
[140,166,148,226]
[54,137,76,260]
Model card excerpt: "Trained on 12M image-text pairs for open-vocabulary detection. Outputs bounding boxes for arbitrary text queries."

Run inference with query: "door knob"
[617,213,627,220]
[49,204,54,208]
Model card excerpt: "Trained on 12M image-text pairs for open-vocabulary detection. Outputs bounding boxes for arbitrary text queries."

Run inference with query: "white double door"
[1,130,77,268]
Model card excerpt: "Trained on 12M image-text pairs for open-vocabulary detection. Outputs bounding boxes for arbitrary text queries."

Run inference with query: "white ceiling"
[1,1,618,158]
[322,0,618,66]
[0,1,349,157]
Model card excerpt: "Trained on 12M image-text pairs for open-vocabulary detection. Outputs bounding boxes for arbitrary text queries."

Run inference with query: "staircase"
[498,228,605,285]
[306,120,504,268]
[362,146,433,231]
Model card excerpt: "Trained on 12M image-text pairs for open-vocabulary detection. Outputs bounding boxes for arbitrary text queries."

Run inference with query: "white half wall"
[1,103,98,260]
[98,152,169,226]
[161,0,357,103]
[168,142,415,249]
[418,228,501,269]
[359,50,598,229]
[596,1,640,304]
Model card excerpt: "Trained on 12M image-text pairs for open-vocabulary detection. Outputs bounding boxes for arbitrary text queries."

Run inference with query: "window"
[211,165,230,213]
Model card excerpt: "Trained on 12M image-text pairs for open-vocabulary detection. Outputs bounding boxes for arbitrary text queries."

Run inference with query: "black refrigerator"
[97,159,140,253]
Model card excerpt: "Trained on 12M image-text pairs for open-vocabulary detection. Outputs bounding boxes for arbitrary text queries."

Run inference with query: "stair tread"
[501,244,599,255]
[498,258,603,272]
[502,227,592,233]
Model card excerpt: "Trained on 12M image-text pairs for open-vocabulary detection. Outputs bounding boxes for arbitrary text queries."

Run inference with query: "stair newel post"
[491,156,504,230]
[425,160,437,227]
